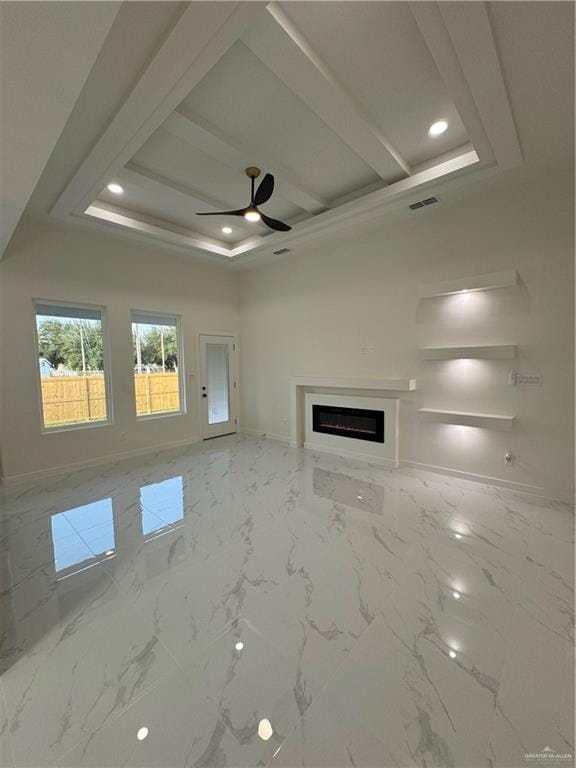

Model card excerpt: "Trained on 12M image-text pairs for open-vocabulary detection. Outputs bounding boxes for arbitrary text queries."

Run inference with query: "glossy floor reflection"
[0,435,573,767]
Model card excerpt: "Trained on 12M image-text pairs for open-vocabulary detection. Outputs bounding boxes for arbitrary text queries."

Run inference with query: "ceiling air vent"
[409,196,439,210]
[273,247,291,255]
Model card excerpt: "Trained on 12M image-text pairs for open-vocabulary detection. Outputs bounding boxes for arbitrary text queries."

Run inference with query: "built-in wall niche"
[420,344,517,360]
[419,270,518,299]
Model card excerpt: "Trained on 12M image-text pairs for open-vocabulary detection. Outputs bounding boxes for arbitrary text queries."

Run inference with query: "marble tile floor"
[0,435,573,768]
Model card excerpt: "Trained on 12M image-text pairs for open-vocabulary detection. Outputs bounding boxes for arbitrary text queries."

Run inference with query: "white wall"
[1,168,573,500]
[0,217,238,480]
[239,168,574,500]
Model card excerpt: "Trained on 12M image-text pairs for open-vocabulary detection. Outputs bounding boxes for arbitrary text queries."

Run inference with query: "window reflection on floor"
[51,498,114,574]
[140,476,184,535]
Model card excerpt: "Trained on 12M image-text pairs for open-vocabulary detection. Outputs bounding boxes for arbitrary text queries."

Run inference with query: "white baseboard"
[1,435,201,488]
[400,459,575,505]
[304,440,399,469]
[240,428,290,444]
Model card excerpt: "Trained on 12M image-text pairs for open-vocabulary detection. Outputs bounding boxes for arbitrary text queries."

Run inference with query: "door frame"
[197,331,238,439]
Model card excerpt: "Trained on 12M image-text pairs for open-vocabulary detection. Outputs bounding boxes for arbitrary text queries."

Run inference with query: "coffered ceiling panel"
[39,1,545,266]
[131,128,302,225]
[180,41,381,201]
[278,1,468,166]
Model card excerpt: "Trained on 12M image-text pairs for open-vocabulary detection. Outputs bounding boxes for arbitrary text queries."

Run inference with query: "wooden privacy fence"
[41,373,180,427]
[134,372,180,416]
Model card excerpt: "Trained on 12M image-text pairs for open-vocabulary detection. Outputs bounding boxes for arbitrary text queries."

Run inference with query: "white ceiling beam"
[242,3,411,181]
[410,2,493,164]
[437,2,522,169]
[410,2,521,169]
[125,163,235,212]
[51,2,265,219]
[163,110,327,216]
[84,203,233,259]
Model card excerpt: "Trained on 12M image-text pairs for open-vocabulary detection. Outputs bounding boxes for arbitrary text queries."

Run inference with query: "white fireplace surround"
[290,376,414,467]
[304,393,399,466]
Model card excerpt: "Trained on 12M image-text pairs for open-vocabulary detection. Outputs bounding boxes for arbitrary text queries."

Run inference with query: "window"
[34,302,111,431]
[132,312,184,418]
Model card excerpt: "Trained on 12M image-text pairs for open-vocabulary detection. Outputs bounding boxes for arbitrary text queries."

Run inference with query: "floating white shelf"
[419,270,518,298]
[420,344,517,360]
[419,408,515,431]
[291,376,416,391]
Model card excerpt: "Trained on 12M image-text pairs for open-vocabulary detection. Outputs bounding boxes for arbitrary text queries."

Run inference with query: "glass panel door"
[206,343,230,424]
[199,335,236,438]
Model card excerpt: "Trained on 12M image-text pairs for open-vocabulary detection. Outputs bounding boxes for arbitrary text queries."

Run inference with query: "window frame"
[130,309,186,421]
[32,299,114,434]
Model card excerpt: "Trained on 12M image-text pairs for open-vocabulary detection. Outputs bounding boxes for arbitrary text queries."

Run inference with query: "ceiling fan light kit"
[196,167,292,232]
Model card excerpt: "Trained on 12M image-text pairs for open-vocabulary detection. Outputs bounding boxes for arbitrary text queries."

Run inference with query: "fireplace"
[312,403,384,443]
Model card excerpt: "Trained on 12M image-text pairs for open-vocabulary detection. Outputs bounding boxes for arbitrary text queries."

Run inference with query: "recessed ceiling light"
[452,591,461,599]
[235,641,244,651]
[429,120,448,137]
[222,226,233,234]
[107,182,124,195]
[449,650,457,659]
[244,208,261,223]
[454,533,463,539]
[258,719,274,741]
[136,727,149,741]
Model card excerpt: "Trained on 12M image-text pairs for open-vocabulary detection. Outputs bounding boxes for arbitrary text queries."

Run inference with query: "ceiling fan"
[196,167,292,232]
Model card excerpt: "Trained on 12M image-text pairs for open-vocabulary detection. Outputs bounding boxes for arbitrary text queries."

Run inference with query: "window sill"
[41,419,112,435]
[136,410,186,422]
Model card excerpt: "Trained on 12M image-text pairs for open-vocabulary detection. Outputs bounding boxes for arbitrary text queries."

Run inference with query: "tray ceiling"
[46,1,525,266]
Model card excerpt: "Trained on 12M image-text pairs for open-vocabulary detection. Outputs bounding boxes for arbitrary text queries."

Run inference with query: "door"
[199,335,236,438]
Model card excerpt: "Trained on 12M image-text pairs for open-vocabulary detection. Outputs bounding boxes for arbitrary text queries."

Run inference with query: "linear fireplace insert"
[312,404,384,443]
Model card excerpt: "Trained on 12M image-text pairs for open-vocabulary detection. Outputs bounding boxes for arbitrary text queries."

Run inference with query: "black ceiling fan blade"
[196,209,245,217]
[260,213,291,232]
[254,173,274,206]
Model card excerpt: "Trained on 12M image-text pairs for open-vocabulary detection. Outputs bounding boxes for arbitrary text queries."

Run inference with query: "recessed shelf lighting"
[420,345,517,361]
[429,120,448,137]
[420,270,518,298]
[222,227,233,234]
[454,533,463,540]
[107,182,124,195]
[419,408,515,432]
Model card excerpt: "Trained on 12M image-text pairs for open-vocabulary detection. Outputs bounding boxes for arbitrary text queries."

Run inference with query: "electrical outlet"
[504,452,513,465]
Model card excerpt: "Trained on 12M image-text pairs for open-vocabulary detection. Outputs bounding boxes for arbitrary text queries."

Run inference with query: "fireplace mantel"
[291,376,416,392]
[290,375,416,448]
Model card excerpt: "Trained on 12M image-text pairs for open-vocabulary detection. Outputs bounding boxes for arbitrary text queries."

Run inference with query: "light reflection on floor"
[0,435,573,767]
